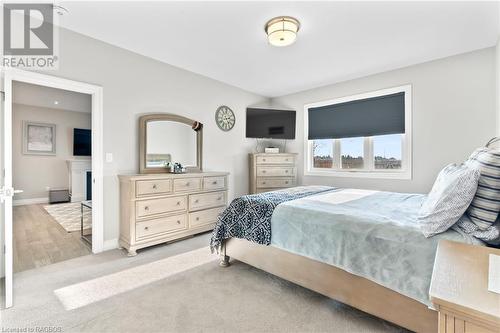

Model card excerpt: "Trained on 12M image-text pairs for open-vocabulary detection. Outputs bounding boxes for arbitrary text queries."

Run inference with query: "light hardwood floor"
[13,204,91,273]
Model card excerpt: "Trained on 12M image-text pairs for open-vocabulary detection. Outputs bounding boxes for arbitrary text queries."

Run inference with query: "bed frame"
[221,238,438,333]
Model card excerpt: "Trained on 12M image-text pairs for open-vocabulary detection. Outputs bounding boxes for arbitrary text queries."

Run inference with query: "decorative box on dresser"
[249,153,297,194]
[430,240,500,333]
[119,172,228,256]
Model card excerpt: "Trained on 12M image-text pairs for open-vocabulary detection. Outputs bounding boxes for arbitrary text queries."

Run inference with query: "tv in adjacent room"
[246,108,296,139]
[73,128,91,156]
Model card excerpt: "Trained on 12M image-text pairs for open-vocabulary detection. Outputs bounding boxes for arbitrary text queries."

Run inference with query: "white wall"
[45,28,267,244]
[12,104,91,202]
[272,48,497,194]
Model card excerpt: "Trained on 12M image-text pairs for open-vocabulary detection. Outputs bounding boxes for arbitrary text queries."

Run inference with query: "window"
[312,139,333,169]
[341,137,364,169]
[305,85,411,179]
[373,134,402,170]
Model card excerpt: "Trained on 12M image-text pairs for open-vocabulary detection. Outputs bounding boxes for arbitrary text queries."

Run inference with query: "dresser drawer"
[189,206,225,228]
[189,191,226,211]
[136,179,172,197]
[203,176,226,191]
[256,155,294,165]
[256,178,295,189]
[136,214,187,240]
[136,196,187,218]
[173,178,202,192]
[256,166,294,177]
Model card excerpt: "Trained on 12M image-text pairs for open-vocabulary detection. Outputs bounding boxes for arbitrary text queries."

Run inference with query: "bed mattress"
[270,188,483,307]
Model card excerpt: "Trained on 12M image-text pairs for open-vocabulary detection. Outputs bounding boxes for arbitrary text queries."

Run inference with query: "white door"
[1,76,15,308]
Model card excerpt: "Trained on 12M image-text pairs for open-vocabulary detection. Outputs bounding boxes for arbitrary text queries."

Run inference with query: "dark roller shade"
[308,92,405,140]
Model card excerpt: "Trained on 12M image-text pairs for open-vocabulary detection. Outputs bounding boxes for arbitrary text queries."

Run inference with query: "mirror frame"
[139,113,203,174]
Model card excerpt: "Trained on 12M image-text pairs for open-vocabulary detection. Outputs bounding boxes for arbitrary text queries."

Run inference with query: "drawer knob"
[176,201,181,205]
[144,206,149,211]
[285,170,289,173]
[196,217,200,221]
[186,182,190,186]
[195,199,199,203]
[144,226,149,230]
[262,170,266,173]
[286,159,289,161]
[212,181,217,185]
[177,220,181,224]
[152,184,157,189]
[217,197,222,201]
[263,159,266,161]
[285,181,289,184]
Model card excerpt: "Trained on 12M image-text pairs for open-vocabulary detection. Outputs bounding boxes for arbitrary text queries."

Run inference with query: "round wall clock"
[215,105,235,131]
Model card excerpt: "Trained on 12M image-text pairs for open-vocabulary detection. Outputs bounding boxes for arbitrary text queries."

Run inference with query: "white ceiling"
[57,1,499,97]
[13,81,91,113]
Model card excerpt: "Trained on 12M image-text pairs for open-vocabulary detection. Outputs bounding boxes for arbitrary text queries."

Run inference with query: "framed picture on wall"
[23,121,56,155]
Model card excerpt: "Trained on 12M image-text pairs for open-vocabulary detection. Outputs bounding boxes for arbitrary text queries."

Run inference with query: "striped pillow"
[466,147,500,230]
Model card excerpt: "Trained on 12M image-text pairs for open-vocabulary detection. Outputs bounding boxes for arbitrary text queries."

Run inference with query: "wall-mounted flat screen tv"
[246,108,296,139]
[73,128,91,156]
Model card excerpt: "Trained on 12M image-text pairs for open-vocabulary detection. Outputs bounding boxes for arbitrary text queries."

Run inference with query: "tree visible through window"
[312,139,333,168]
[373,134,402,169]
[341,137,364,169]
[310,134,403,172]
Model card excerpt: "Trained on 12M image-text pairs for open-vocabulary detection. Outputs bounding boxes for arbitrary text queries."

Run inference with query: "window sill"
[304,169,412,180]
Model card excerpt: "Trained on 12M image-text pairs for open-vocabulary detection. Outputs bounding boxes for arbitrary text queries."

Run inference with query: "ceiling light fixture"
[265,16,300,47]
[54,101,59,105]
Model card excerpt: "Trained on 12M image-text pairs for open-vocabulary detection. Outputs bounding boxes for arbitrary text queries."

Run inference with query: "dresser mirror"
[139,114,203,173]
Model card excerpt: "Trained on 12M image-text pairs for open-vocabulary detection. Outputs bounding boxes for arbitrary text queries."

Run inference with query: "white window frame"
[304,85,412,180]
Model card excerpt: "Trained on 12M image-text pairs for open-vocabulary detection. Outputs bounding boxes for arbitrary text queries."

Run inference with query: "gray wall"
[272,48,497,194]
[12,104,91,201]
[48,28,267,244]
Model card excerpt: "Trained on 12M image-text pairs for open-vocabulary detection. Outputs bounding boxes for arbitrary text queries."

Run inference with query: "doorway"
[12,81,93,272]
[1,69,104,308]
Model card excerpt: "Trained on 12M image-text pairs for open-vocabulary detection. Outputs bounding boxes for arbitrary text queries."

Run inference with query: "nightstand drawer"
[136,214,187,239]
[256,155,294,165]
[173,178,202,192]
[256,178,295,188]
[136,196,187,218]
[256,167,294,177]
[203,176,226,191]
[189,191,226,211]
[136,179,172,197]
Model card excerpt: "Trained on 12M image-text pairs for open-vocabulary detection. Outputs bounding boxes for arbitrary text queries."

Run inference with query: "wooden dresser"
[249,153,297,194]
[430,240,500,333]
[119,172,229,256]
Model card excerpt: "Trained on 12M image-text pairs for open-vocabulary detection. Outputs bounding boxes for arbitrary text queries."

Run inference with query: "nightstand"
[430,240,500,333]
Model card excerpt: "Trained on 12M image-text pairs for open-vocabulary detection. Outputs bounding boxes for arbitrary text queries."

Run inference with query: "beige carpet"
[55,247,218,310]
[2,233,410,332]
[43,202,91,232]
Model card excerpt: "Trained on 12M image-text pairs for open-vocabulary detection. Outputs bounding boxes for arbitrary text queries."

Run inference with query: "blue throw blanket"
[210,186,334,252]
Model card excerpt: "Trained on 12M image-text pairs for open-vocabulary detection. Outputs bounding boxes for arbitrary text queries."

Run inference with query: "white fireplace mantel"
[67,159,91,202]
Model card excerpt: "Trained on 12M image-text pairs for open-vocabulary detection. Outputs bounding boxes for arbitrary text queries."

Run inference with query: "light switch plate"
[489,254,500,294]
[105,153,113,163]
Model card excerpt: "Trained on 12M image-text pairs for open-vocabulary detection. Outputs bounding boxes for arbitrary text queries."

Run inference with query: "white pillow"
[419,163,480,237]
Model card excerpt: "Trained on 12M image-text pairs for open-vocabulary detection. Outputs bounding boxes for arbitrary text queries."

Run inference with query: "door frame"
[2,68,104,307]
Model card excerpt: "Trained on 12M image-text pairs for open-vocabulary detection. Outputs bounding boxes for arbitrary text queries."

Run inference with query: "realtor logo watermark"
[3,3,59,69]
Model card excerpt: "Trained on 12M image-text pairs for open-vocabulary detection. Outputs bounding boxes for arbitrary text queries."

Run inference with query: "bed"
[212,186,484,333]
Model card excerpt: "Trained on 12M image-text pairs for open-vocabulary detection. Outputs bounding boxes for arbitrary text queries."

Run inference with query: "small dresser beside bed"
[211,140,500,333]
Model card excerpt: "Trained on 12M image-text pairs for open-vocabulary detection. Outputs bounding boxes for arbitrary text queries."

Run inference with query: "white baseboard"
[102,238,119,251]
[13,197,49,206]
